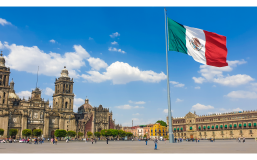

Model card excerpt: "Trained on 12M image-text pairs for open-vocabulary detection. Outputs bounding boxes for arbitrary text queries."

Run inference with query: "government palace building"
[0,52,120,138]
[167,111,257,139]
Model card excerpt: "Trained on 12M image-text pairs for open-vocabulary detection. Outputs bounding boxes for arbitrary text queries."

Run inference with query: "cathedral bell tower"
[52,66,74,112]
[0,51,11,108]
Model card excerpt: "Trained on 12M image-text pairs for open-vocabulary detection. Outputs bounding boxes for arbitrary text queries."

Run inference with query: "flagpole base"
[169,133,174,143]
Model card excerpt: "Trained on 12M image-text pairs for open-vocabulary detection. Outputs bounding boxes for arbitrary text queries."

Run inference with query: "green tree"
[126,132,133,137]
[9,129,18,138]
[109,129,118,138]
[94,132,101,138]
[143,134,147,138]
[118,130,126,137]
[67,131,76,137]
[54,129,67,138]
[100,129,107,137]
[156,120,167,127]
[33,129,42,137]
[87,131,93,137]
[78,132,84,137]
[0,129,4,136]
[22,129,32,138]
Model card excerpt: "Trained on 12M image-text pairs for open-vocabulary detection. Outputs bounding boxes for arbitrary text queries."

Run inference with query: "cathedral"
[0,52,121,138]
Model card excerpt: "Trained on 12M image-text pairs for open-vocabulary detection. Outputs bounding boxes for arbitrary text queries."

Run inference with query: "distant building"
[167,111,257,139]
[75,99,122,137]
[149,123,167,139]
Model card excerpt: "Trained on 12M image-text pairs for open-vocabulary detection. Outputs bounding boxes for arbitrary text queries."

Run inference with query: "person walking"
[95,138,97,144]
[91,138,94,144]
[154,137,158,150]
[238,137,241,142]
[145,138,148,145]
[55,138,58,145]
[106,137,109,145]
[243,137,245,143]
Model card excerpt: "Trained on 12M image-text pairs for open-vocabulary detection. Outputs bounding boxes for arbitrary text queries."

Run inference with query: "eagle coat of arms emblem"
[189,37,203,51]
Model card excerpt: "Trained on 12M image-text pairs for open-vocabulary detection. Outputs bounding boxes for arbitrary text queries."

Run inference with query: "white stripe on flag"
[185,26,207,65]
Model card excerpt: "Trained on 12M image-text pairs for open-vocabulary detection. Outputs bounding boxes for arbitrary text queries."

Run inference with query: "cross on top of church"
[0,51,3,56]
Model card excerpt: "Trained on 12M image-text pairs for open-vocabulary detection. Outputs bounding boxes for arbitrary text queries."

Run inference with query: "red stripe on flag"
[204,30,228,67]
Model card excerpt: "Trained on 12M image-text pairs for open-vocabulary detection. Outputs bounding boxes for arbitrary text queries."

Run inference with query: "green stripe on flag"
[167,17,187,54]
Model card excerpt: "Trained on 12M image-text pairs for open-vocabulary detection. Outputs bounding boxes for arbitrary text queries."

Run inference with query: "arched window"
[65,102,68,108]
[3,92,5,104]
[63,84,65,92]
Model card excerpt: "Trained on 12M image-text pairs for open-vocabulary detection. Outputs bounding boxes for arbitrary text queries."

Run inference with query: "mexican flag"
[168,17,228,67]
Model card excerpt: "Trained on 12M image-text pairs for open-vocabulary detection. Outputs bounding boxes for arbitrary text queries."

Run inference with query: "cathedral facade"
[0,52,119,138]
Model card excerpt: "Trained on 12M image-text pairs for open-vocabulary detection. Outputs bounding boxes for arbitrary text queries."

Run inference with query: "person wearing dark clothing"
[106,138,108,144]
[95,138,97,144]
[145,138,148,145]
[154,137,158,150]
[91,138,94,144]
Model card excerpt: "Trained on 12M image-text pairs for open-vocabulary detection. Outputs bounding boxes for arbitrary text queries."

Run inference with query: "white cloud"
[134,106,144,109]
[233,108,243,112]
[192,77,205,84]
[132,113,140,116]
[195,86,201,89]
[2,41,90,79]
[192,59,253,86]
[129,100,146,104]
[44,87,54,96]
[170,81,185,87]
[213,85,216,87]
[108,47,126,54]
[87,57,108,71]
[225,90,257,99]
[176,98,183,102]
[213,74,254,86]
[251,83,257,87]
[0,18,12,26]
[163,109,173,113]
[81,61,166,84]
[49,39,56,43]
[191,103,214,110]
[16,90,31,100]
[73,96,85,112]
[111,41,118,45]
[115,104,133,109]
[110,32,120,38]
[89,37,93,40]
[0,41,3,49]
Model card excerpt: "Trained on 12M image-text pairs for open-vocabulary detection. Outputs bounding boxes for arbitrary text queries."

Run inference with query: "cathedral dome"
[8,92,19,99]
[82,103,93,110]
[60,66,69,77]
[0,52,5,67]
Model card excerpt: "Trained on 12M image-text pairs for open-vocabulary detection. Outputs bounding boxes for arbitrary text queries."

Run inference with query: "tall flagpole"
[164,8,174,143]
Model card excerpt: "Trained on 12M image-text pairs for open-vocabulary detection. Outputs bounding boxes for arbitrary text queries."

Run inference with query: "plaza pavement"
[0,139,257,153]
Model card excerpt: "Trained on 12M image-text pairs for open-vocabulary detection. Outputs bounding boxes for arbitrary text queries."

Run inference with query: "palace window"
[250,130,253,134]
[240,130,242,134]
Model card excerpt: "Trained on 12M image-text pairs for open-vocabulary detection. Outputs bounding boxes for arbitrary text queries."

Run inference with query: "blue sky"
[1,7,257,127]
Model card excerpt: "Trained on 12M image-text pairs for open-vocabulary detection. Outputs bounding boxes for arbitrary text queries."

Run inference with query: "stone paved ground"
[0,139,257,153]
